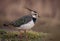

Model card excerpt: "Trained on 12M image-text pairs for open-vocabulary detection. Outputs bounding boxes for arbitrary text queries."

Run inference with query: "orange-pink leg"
[24,29,28,41]
[18,29,28,41]
[18,29,23,41]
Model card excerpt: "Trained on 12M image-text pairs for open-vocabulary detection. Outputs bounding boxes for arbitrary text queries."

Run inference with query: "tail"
[3,22,10,26]
[3,23,9,26]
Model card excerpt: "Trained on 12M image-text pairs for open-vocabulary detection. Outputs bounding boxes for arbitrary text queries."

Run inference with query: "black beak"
[38,13,40,17]
[38,15,40,17]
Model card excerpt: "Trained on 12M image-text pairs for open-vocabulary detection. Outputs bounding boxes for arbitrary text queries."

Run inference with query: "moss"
[0,30,48,41]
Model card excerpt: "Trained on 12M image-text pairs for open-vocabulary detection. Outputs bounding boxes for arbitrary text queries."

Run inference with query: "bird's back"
[10,15,32,27]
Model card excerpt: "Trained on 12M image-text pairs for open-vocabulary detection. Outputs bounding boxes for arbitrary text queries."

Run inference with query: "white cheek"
[32,15,36,18]
[31,11,35,13]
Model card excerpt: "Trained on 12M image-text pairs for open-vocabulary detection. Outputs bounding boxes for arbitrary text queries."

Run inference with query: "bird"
[3,7,40,41]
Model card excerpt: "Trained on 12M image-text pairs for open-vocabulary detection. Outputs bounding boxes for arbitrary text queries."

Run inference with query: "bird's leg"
[18,29,23,41]
[24,29,28,41]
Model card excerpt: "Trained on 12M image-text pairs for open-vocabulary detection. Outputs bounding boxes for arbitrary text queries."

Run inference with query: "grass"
[0,30,48,41]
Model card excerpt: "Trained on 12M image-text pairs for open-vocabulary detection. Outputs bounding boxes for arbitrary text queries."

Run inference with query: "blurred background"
[0,0,60,41]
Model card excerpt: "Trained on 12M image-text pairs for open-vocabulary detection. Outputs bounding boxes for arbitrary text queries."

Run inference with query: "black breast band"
[32,18,36,23]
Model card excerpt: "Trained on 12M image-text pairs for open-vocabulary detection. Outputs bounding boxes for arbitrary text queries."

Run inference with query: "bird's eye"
[34,14,37,15]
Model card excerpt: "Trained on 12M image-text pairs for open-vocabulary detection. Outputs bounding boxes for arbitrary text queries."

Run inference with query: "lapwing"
[3,7,40,41]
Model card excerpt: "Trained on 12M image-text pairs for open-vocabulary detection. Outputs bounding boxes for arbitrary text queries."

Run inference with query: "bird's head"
[31,11,40,18]
[25,7,40,18]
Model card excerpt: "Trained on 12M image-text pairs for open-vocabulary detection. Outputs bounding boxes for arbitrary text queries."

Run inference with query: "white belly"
[17,20,34,29]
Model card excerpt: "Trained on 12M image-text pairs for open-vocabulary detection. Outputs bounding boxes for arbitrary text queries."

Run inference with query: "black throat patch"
[32,18,36,23]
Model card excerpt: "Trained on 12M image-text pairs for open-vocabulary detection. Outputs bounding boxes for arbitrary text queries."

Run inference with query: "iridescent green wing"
[11,15,32,27]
